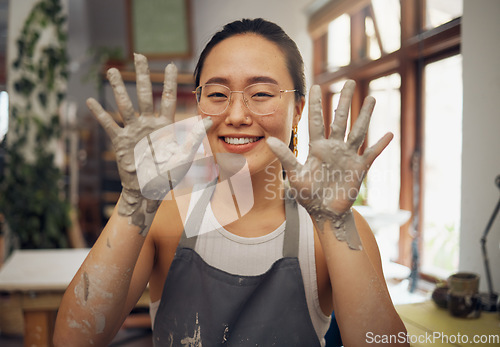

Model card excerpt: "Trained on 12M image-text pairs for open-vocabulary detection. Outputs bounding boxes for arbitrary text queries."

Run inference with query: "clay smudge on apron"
[180,312,202,346]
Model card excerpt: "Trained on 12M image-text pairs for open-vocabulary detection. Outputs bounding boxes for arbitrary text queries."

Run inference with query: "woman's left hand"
[267,81,392,229]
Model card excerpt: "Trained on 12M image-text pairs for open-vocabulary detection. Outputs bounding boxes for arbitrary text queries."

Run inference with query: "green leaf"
[13,77,35,97]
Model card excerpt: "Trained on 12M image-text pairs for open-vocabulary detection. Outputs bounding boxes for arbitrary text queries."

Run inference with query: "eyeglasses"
[193,83,296,116]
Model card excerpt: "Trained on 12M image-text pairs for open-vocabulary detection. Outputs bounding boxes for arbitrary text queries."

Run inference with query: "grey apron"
[152,185,322,346]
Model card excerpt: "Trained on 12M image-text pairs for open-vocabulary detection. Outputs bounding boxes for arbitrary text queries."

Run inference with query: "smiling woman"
[54,18,407,347]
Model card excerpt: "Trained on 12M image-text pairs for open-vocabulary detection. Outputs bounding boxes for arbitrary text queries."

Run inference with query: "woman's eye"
[252,92,274,99]
[207,92,228,100]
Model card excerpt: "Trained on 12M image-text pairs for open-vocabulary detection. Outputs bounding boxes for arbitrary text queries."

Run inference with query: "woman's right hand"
[86,53,211,235]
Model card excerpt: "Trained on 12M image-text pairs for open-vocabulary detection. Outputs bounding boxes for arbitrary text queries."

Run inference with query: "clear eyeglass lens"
[197,83,281,116]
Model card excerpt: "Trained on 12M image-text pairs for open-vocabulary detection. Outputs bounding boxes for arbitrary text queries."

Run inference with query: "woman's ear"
[294,96,306,126]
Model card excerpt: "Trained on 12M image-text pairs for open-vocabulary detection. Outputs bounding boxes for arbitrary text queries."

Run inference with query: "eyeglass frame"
[192,83,297,116]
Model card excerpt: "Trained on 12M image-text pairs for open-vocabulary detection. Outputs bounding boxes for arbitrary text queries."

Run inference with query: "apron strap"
[282,189,300,258]
[179,182,300,259]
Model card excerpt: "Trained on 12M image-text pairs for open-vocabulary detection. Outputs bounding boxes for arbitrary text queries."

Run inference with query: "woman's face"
[198,33,304,177]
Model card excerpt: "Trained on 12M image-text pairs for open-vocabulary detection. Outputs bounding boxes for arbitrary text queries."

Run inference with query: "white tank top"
[150,200,331,346]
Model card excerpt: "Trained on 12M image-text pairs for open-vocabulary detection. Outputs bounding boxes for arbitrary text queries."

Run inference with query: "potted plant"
[0,0,71,252]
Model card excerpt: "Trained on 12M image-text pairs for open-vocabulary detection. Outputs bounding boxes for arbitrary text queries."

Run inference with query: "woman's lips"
[219,136,264,153]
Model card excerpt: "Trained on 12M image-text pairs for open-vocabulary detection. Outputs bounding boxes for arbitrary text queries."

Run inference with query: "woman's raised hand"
[86,54,211,235]
[267,81,392,243]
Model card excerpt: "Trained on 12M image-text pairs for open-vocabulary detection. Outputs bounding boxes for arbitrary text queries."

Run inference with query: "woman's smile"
[219,135,265,153]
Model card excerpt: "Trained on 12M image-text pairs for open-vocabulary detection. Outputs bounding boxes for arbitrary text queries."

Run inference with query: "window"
[425,0,463,30]
[327,14,350,69]
[422,54,462,278]
[308,0,462,279]
[371,0,400,54]
[366,74,401,214]
[365,74,402,263]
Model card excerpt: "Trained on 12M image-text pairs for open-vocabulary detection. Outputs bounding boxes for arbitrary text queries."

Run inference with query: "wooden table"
[396,300,500,346]
[0,249,150,347]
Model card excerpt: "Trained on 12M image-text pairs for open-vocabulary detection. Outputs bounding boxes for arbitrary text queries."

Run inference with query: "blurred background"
[0,0,499,345]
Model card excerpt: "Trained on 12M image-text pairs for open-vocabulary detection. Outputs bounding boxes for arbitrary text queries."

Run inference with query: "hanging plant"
[0,0,70,250]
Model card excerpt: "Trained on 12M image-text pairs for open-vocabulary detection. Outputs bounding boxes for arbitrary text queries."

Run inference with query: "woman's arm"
[54,54,210,346]
[53,203,155,346]
[268,82,408,346]
[318,210,406,346]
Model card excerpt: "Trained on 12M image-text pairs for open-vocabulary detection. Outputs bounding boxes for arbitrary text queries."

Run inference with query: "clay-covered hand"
[267,81,392,247]
[86,54,211,235]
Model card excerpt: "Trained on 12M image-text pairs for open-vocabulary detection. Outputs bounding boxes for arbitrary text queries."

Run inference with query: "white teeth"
[224,137,260,145]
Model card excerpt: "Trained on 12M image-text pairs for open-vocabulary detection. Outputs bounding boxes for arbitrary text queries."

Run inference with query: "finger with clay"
[267,81,392,249]
[86,53,212,236]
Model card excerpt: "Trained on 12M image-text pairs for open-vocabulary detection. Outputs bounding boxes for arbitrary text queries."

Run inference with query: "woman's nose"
[224,92,251,126]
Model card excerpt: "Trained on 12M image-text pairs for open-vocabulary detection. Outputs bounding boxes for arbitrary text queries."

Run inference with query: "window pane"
[425,0,463,30]
[422,54,462,278]
[367,74,401,211]
[327,14,350,69]
[365,73,401,262]
[365,16,381,60]
[371,0,401,54]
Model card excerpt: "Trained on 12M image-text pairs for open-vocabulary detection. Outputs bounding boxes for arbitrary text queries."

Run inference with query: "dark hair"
[194,18,306,101]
